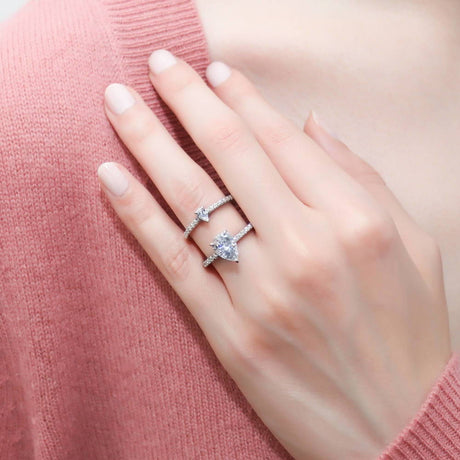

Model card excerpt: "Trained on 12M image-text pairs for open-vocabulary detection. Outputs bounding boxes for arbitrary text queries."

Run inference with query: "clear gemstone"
[211,230,238,262]
[195,206,209,222]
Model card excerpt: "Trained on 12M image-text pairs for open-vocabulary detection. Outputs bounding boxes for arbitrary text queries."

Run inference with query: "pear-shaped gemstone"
[211,230,238,262]
[195,206,209,222]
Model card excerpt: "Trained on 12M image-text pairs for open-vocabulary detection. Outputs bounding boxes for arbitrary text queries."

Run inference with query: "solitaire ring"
[203,223,254,268]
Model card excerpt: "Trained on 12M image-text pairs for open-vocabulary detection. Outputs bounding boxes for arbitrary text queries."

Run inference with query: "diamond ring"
[183,194,233,239]
[203,223,254,268]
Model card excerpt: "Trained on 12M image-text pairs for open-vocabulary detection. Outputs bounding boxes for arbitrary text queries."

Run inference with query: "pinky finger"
[96,161,237,360]
[303,113,446,300]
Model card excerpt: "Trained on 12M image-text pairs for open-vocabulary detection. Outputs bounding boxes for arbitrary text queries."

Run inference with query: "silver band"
[183,194,233,238]
[203,223,254,268]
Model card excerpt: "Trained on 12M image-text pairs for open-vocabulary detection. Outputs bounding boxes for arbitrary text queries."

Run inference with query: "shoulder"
[0,0,125,262]
[0,0,123,191]
[0,0,118,140]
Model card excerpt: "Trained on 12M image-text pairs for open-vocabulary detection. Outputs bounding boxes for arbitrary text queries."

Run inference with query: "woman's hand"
[97,50,452,460]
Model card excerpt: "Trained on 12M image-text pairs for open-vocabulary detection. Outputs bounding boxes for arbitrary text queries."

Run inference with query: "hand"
[97,49,452,460]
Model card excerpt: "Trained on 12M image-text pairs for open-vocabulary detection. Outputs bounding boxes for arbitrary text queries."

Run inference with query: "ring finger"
[103,83,259,280]
[147,49,302,243]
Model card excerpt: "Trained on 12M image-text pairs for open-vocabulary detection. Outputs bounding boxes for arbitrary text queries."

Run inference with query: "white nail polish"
[105,83,135,115]
[206,61,232,87]
[311,111,339,139]
[149,49,177,75]
[97,162,129,197]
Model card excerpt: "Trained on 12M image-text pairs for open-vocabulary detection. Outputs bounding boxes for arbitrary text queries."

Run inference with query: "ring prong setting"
[195,206,210,222]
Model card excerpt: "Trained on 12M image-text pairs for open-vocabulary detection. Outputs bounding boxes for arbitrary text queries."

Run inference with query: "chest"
[195,0,460,349]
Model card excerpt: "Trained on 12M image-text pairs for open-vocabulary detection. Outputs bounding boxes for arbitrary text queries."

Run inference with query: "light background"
[0,0,30,22]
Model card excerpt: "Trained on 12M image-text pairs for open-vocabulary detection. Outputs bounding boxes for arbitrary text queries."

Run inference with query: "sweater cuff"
[379,352,460,459]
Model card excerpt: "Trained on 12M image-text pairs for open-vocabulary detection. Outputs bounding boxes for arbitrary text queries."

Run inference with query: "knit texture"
[0,0,458,459]
[379,352,460,459]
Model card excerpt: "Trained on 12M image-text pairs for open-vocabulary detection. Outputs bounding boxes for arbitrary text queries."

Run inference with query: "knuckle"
[260,120,297,147]
[337,211,397,258]
[157,67,196,95]
[257,283,295,329]
[122,108,156,146]
[284,248,339,295]
[119,187,155,230]
[114,184,193,282]
[225,331,255,367]
[207,116,248,152]
[258,304,300,341]
[161,236,191,281]
[225,326,274,372]
[278,226,338,291]
[172,177,207,216]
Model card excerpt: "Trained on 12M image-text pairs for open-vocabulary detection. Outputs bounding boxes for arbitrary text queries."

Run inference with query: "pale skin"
[97,50,451,459]
[194,0,460,350]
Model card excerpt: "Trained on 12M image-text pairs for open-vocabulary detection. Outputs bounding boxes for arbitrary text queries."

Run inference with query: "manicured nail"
[311,111,338,139]
[105,83,135,115]
[206,61,232,87]
[97,162,129,197]
[149,49,177,75]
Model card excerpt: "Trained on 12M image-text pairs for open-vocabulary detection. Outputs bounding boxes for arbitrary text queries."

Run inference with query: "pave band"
[183,194,233,238]
[203,223,254,268]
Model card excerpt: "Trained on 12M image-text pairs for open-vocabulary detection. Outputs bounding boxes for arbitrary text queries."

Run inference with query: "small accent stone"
[195,206,209,222]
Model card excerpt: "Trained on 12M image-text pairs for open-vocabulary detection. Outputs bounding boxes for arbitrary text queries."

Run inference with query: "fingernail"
[311,111,339,139]
[97,162,129,197]
[206,61,232,87]
[105,83,135,115]
[149,49,177,75]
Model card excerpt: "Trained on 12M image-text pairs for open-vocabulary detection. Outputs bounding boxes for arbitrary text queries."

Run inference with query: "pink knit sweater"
[0,0,459,458]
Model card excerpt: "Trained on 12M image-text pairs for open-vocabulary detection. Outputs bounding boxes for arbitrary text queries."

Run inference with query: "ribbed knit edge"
[97,0,227,204]
[379,352,460,459]
[99,0,210,99]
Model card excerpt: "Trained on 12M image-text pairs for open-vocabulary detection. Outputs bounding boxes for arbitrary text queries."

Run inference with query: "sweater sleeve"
[0,1,292,459]
[378,352,460,459]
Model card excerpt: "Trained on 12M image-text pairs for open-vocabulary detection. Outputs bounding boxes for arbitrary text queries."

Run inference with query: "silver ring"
[183,194,233,238]
[203,223,254,268]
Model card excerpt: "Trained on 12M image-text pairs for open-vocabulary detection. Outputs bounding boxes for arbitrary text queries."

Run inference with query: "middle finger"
[147,49,300,238]
[103,83,258,278]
